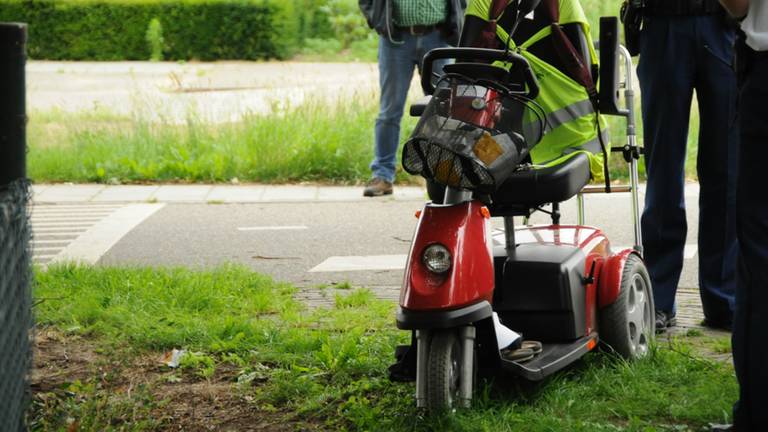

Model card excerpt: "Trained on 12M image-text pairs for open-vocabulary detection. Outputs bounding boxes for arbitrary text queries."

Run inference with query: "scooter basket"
[403,79,544,193]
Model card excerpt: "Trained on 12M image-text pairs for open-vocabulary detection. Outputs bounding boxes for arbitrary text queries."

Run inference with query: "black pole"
[0,22,27,187]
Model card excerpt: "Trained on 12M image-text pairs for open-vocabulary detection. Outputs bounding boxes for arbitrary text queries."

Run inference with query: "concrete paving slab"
[205,185,266,202]
[393,186,427,200]
[92,185,159,202]
[261,185,319,202]
[31,184,51,196]
[35,185,105,203]
[317,186,366,202]
[152,185,214,202]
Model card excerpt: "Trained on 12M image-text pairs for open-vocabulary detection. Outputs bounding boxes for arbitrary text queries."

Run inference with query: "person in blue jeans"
[359,0,466,196]
[637,0,739,331]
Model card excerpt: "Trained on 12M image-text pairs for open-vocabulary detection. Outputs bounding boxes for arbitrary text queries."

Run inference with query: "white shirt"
[742,0,768,51]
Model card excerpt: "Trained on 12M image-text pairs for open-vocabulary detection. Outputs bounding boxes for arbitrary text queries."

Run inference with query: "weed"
[686,328,704,337]
[179,351,217,379]
[333,281,353,290]
[334,287,374,309]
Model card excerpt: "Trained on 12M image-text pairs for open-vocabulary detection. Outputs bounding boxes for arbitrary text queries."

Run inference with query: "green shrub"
[0,0,299,60]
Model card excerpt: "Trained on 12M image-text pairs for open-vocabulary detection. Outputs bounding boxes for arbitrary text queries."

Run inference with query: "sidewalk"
[31,184,427,204]
[31,183,704,204]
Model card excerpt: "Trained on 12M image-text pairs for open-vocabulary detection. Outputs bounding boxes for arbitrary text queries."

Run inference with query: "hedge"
[0,0,301,60]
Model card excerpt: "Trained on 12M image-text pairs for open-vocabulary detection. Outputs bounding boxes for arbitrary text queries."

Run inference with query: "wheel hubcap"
[626,273,652,357]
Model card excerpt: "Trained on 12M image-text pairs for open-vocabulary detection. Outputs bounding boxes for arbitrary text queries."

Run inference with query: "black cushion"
[489,152,591,210]
[426,152,591,212]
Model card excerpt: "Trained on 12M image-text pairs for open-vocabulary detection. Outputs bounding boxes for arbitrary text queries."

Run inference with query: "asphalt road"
[98,189,701,298]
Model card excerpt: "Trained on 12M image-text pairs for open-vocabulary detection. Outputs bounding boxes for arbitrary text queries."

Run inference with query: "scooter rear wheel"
[600,254,655,358]
[426,330,463,412]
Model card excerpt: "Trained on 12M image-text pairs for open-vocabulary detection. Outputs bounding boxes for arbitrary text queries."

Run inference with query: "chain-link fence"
[0,180,32,431]
[1,22,31,431]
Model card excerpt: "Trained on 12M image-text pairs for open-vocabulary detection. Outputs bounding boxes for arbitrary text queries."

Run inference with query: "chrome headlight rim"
[422,243,452,274]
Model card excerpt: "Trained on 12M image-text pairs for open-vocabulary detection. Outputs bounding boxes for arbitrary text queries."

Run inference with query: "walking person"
[713,1,768,430]
[359,0,466,197]
[636,0,739,331]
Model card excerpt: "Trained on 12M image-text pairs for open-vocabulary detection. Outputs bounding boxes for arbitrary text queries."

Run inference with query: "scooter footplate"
[500,333,598,381]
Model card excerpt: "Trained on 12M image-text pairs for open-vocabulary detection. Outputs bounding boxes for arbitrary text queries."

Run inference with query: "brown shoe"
[363,178,393,197]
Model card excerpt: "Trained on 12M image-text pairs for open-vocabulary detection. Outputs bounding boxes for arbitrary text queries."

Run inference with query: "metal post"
[0,22,30,432]
[415,330,430,408]
[459,326,476,408]
[577,193,586,225]
[0,23,27,187]
[619,45,643,253]
[504,216,516,257]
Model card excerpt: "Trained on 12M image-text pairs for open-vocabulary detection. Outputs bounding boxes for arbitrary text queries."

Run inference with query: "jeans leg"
[637,17,696,314]
[694,16,739,323]
[415,30,451,87]
[733,58,768,431]
[371,35,417,183]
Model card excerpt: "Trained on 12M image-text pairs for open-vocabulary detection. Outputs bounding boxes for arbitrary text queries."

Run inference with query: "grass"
[32,264,737,431]
[27,95,419,185]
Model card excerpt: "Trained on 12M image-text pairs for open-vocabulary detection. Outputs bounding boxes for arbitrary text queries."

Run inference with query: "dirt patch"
[30,329,317,431]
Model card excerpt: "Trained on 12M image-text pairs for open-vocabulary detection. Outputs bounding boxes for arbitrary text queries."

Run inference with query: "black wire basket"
[403,75,545,193]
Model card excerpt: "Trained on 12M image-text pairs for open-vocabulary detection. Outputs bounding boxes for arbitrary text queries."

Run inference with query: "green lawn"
[31,265,736,431]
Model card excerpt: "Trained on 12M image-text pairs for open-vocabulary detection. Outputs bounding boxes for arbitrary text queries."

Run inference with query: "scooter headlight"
[422,244,452,274]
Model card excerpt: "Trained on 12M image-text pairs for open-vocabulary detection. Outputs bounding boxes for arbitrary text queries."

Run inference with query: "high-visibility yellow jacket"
[466,0,609,181]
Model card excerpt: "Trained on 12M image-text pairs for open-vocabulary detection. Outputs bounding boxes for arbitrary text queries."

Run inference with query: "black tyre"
[599,254,655,358]
[426,330,465,412]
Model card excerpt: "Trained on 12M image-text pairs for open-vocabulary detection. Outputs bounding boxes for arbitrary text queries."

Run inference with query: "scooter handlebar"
[420,47,540,99]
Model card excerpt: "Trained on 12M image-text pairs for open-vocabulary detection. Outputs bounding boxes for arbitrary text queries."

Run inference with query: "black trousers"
[638,15,738,320]
[733,54,768,431]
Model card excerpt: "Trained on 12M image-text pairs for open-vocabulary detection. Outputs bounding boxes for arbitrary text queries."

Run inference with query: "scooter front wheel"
[426,330,466,412]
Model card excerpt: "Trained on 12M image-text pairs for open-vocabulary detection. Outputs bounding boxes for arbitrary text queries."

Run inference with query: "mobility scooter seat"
[490,152,591,211]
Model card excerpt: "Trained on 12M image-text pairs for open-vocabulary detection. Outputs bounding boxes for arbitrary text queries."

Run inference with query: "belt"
[394,24,442,36]
[644,0,722,16]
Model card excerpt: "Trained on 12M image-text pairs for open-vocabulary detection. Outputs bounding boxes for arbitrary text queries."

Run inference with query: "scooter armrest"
[409,96,432,117]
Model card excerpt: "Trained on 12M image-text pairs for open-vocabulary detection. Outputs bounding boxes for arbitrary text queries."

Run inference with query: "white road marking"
[32,228,88,233]
[31,240,72,246]
[53,204,164,264]
[31,222,95,228]
[309,255,408,272]
[237,225,308,231]
[31,216,103,221]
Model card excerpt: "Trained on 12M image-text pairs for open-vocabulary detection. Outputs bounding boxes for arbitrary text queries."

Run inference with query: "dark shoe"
[501,347,534,363]
[709,423,733,431]
[702,317,732,332]
[655,310,677,333]
[363,178,393,197]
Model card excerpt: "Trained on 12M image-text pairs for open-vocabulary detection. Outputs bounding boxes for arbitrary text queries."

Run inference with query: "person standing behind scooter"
[714,2,768,430]
[632,0,739,332]
[359,0,466,197]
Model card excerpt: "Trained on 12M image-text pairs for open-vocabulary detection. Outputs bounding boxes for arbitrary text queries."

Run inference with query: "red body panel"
[400,200,495,311]
[598,248,637,308]
[401,216,627,333]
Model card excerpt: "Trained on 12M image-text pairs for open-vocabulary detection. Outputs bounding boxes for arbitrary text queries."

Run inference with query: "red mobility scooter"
[390,7,654,412]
